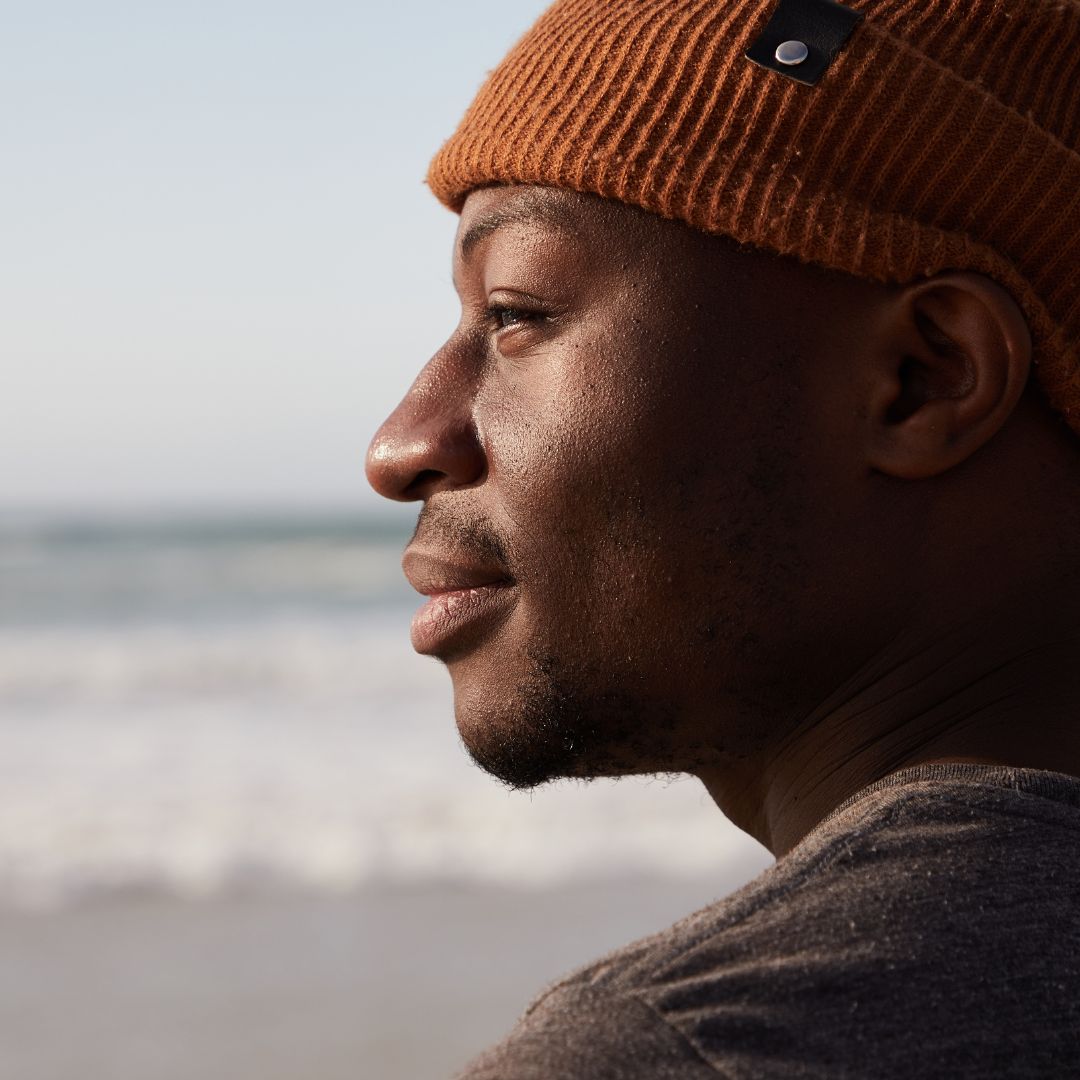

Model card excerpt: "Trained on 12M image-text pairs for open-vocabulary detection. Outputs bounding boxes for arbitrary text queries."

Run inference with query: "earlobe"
[866,272,1033,481]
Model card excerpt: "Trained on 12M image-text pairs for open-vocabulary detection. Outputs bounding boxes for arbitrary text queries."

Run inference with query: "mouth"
[403,549,516,657]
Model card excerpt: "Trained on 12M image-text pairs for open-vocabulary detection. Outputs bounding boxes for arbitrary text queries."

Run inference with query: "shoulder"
[458,767,1080,1078]
[621,766,1080,1075]
[454,981,720,1079]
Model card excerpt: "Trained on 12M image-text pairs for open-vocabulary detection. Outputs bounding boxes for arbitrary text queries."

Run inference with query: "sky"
[1,1,546,513]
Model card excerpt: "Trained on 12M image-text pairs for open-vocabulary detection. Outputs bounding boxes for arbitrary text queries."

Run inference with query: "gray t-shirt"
[456,764,1080,1078]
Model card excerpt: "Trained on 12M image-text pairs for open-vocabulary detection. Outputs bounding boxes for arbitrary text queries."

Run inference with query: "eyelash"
[486,303,543,331]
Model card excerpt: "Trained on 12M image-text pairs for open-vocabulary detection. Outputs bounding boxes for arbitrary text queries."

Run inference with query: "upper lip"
[402,548,514,597]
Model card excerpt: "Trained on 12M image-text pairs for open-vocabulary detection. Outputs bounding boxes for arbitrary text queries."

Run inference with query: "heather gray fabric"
[456,764,1080,1078]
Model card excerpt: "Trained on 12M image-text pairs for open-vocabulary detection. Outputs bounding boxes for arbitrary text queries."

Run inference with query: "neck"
[698,587,1080,857]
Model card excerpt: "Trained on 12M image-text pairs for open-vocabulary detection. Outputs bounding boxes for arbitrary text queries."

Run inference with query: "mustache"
[409,503,512,573]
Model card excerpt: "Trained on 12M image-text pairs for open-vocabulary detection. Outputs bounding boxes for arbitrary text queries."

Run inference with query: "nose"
[365,356,486,502]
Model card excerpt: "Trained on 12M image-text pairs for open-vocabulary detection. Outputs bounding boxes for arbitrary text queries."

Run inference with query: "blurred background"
[0,3,770,1077]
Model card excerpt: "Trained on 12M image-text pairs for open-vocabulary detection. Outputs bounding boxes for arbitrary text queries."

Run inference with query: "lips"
[402,549,516,657]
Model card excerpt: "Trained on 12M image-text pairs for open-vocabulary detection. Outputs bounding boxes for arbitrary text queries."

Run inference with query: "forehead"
[450,186,718,299]
[454,186,587,260]
[448,184,858,329]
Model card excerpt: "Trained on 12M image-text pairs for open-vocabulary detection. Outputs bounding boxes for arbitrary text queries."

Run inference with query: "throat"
[696,612,1080,857]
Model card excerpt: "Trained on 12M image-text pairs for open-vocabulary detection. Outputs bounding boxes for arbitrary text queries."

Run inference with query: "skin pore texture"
[366,184,1080,857]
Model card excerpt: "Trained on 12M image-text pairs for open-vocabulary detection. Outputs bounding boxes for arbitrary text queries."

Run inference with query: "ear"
[865,272,1033,480]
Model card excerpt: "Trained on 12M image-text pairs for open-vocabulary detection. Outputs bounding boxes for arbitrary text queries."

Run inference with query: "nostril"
[405,469,446,500]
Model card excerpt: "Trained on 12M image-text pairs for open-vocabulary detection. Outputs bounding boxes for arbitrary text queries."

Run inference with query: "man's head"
[367,181,1080,789]
[366,0,1080,821]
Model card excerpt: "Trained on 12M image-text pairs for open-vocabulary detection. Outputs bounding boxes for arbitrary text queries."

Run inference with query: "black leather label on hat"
[745,0,864,86]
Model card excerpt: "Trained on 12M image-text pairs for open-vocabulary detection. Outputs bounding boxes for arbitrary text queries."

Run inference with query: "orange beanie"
[428,0,1080,434]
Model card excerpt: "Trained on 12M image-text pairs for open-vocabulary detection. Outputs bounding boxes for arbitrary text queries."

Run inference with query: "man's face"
[367,185,898,788]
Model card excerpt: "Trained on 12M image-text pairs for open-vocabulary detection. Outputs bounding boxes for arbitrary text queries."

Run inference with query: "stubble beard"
[457,648,686,790]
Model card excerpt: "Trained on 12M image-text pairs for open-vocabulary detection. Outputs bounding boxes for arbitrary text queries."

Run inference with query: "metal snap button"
[775,39,810,66]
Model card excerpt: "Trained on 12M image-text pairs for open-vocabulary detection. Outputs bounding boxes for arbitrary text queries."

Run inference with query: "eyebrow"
[458,198,575,260]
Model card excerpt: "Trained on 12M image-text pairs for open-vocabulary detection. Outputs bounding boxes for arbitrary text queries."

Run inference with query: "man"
[367,0,1080,1074]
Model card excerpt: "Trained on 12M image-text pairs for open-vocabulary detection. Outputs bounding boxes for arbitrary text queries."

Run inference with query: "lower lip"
[410,584,515,656]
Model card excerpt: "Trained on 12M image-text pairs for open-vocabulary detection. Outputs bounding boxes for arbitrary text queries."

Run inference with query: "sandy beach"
[1,868,768,1080]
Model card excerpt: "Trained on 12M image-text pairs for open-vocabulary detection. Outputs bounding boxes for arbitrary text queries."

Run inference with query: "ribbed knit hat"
[428,0,1080,434]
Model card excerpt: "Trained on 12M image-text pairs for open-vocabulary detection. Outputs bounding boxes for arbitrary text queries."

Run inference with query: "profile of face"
[367,185,911,790]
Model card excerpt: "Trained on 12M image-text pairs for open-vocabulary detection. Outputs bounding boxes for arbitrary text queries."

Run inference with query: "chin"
[450,648,685,789]
[453,687,578,791]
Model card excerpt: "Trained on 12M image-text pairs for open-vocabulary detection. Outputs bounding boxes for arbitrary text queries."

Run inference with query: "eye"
[487,303,542,330]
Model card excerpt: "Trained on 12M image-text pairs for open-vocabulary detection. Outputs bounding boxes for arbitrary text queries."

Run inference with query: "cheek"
[465,316,847,729]
[476,326,769,630]
[479,330,665,534]
[468,389,620,672]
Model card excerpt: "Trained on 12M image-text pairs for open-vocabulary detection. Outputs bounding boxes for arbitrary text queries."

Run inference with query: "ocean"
[0,510,769,911]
